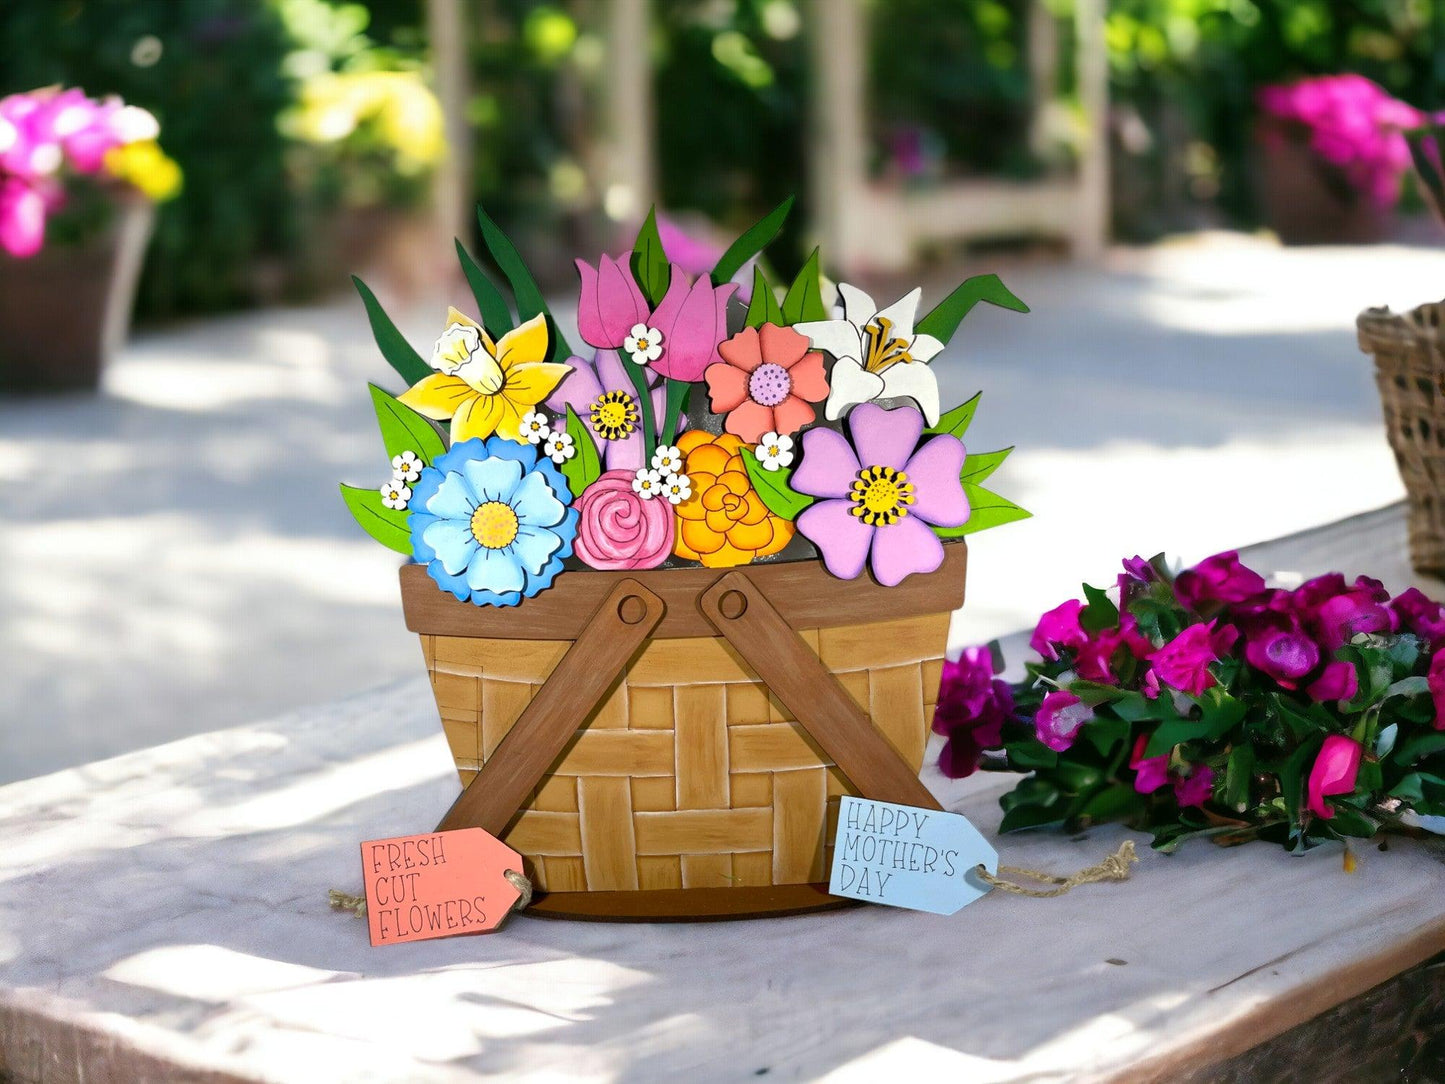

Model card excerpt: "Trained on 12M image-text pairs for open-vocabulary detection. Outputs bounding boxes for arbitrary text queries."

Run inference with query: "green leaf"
[1393,731,1445,765]
[1143,718,1211,758]
[925,392,979,439]
[741,446,813,519]
[352,276,430,386]
[744,265,785,328]
[1079,783,1145,823]
[914,273,1029,345]
[712,195,794,285]
[560,406,601,497]
[1080,712,1130,757]
[780,247,825,324]
[932,483,1031,538]
[1225,742,1255,810]
[630,207,671,309]
[340,484,411,555]
[1194,686,1247,737]
[476,203,572,358]
[1384,675,1430,700]
[998,804,1067,833]
[368,384,446,465]
[1079,583,1119,633]
[454,239,512,336]
[1005,738,1059,771]
[1327,807,1379,839]
[960,447,1011,485]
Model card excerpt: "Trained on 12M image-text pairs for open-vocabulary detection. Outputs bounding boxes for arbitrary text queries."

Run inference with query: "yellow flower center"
[470,500,519,549]
[862,316,915,374]
[849,466,915,526]
[591,391,639,441]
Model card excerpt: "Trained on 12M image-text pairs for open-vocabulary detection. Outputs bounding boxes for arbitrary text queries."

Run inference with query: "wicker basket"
[1359,301,1445,575]
[400,543,967,920]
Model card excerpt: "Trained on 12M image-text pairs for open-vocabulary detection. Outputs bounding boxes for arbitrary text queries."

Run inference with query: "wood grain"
[698,571,943,814]
[434,579,665,834]
[400,542,966,640]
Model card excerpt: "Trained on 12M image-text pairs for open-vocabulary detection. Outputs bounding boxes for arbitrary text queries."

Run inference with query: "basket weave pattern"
[423,612,949,893]
[1361,302,1445,574]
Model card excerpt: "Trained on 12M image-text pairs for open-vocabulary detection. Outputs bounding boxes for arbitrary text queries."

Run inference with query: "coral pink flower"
[1035,690,1093,753]
[572,469,674,570]
[706,323,829,441]
[575,253,650,351]
[1306,735,1363,820]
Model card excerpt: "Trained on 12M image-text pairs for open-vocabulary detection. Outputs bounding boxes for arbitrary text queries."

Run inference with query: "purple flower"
[1244,625,1321,688]
[1306,660,1359,704]
[545,349,667,472]
[644,266,737,381]
[1148,621,1237,697]
[1391,587,1445,647]
[1030,599,1086,661]
[1073,613,1153,685]
[1035,690,1093,753]
[0,177,45,258]
[792,403,968,587]
[1315,587,1395,650]
[575,252,650,351]
[1175,551,1267,610]
[1306,735,1363,820]
[1430,654,1445,732]
[1122,555,1156,583]
[932,645,1013,779]
[1173,765,1215,808]
[1130,735,1170,795]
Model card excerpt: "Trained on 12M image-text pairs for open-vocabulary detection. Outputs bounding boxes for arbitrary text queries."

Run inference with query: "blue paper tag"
[828,795,999,915]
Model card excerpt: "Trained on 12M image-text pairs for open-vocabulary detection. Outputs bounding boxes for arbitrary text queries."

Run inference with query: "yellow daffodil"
[399,308,571,444]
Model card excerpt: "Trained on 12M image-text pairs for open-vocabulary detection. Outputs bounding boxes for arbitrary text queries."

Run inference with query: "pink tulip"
[646,264,737,381]
[575,252,650,350]
[1306,735,1363,820]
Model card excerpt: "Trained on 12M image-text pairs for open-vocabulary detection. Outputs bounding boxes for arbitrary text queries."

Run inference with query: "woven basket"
[1359,301,1445,574]
[400,543,966,920]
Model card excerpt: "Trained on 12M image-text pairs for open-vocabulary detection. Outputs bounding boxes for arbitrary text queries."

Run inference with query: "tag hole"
[618,595,648,624]
[718,590,748,619]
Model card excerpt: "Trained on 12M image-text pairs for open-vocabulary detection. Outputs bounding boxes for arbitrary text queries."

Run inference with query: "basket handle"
[435,578,666,835]
[699,570,943,812]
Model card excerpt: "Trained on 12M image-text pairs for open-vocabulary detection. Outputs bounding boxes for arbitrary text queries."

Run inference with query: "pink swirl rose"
[573,469,674,570]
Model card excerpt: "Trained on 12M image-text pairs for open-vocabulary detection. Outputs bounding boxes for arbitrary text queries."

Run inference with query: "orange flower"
[673,430,793,567]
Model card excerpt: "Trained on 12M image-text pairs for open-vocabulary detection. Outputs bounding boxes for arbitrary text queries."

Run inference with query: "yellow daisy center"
[849,466,915,526]
[470,500,519,549]
[862,316,915,374]
[591,391,639,441]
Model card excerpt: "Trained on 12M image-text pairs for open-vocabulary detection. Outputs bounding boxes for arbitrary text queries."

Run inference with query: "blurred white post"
[428,0,472,244]
[1071,0,1110,260]
[604,0,656,222]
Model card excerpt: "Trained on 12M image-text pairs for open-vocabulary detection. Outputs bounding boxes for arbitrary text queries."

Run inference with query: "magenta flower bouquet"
[935,551,1445,853]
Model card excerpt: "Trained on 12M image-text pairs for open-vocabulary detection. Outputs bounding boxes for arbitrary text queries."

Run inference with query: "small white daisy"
[379,480,412,510]
[519,410,552,445]
[652,444,684,475]
[660,471,692,505]
[390,450,423,483]
[632,467,664,499]
[543,430,576,464]
[755,431,795,471]
[623,323,664,366]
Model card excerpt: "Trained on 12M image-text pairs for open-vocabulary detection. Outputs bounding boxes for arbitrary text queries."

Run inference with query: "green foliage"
[915,274,1029,345]
[744,266,785,328]
[712,195,794,285]
[926,393,981,440]
[559,407,601,498]
[932,483,1031,538]
[630,208,672,310]
[780,248,826,324]
[339,483,411,554]
[476,203,572,360]
[353,276,430,386]
[455,239,513,337]
[741,447,814,520]
[368,384,446,464]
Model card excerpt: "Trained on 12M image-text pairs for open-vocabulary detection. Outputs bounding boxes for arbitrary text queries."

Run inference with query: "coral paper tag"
[361,828,523,946]
[828,796,999,915]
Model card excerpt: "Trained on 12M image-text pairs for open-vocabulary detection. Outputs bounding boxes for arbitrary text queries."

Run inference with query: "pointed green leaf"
[352,275,430,386]
[741,446,813,519]
[560,406,602,497]
[454,239,512,336]
[368,384,446,465]
[960,446,1011,484]
[915,273,1029,345]
[340,484,412,555]
[1080,582,1119,632]
[925,392,980,439]
[630,207,671,309]
[1225,742,1255,811]
[476,203,572,358]
[780,247,825,324]
[712,195,794,285]
[744,265,785,328]
[932,482,1031,538]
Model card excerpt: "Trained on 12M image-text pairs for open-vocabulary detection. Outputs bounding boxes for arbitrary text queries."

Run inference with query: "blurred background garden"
[2,0,1443,782]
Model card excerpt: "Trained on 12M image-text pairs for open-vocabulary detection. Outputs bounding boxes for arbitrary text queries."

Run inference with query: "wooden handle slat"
[699,571,942,813]
[436,579,665,835]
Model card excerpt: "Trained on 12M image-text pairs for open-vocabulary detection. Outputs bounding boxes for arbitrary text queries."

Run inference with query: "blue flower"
[408,437,579,607]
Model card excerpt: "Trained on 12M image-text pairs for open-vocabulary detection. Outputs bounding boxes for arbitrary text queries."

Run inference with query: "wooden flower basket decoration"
[344,200,1029,920]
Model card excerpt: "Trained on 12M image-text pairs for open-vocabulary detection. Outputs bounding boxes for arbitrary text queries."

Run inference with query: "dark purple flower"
[1244,625,1321,687]
[1316,590,1395,650]
[1306,660,1358,703]
[932,645,1013,779]
[1173,765,1215,808]
[1175,551,1268,610]
[1391,587,1445,647]
[1430,654,1445,732]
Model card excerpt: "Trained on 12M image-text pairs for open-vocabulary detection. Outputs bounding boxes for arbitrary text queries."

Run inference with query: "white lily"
[794,284,946,425]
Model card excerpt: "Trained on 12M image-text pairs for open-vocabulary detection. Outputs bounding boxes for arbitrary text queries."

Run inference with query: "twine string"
[974,840,1138,898]
[328,868,533,918]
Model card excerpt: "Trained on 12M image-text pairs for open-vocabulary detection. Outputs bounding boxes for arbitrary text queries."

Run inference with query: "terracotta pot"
[1254,118,1392,245]
[400,543,968,920]
[0,197,154,392]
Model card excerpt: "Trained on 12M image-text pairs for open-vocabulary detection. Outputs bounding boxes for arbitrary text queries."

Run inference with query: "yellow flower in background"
[103,140,183,202]
[281,71,445,175]
[399,308,571,444]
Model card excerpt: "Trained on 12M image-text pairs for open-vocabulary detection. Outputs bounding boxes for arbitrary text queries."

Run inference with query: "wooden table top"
[1,503,1442,1084]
